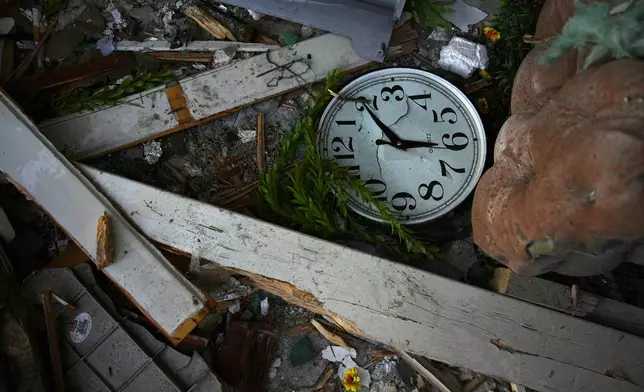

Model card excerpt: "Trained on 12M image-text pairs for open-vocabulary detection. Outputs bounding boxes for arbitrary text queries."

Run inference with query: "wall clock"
[318,68,486,225]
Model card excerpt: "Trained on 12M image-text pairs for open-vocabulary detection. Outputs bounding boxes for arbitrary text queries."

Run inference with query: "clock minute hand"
[376,139,440,149]
[363,105,405,148]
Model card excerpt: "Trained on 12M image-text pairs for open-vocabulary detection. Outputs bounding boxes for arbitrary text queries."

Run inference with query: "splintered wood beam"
[0,93,211,343]
[79,165,644,392]
[40,28,418,160]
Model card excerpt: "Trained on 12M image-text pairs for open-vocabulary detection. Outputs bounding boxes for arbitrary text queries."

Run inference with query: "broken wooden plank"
[79,165,644,392]
[115,40,278,53]
[40,30,418,160]
[493,268,644,337]
[42,291,65,392]
[0,93,211,343]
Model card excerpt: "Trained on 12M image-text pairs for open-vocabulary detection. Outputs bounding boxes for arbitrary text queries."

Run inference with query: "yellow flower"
[483,26,500,42]
[343,368,362,391]
[477,97,489,115]
[479,69,491,79]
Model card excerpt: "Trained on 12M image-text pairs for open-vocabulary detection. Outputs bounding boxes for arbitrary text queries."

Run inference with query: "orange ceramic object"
[472,0,644,276]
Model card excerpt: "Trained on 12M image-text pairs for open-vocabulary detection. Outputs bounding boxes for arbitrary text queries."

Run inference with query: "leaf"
[406,0,455,28]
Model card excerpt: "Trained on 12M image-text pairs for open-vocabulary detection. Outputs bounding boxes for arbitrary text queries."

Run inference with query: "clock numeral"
[409,93,432,110]
[332,137,354,152]
[380,85,405,102]
[355,96,378,111]
[391,192,416,212]
[433,107,458,124]
[441,132,469,151]
[335,120,356,126]
[332,137,355,160]
[439,160,466,178]
[340,165,361,180]
[418,181,444,201]
[364,178,387,202]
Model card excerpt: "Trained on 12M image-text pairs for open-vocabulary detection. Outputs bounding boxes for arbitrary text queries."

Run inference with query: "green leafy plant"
[540,0,644,68]
[43,0,69,18]
[407,0,455,29]
[259,70,438,259]
[54,69,176,115]
[484,0,545,130]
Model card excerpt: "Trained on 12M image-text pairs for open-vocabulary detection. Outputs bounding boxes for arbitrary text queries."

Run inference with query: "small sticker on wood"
[69,312,92,343]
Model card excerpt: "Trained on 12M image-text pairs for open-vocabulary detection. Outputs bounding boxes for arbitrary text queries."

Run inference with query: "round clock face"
[318,68,486,224]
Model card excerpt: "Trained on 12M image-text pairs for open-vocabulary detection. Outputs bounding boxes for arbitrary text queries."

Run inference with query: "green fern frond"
[258,69,438,260]
[54,68,176,115]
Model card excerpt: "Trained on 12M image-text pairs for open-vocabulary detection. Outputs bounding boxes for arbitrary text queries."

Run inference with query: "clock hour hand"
[363,105,405,149]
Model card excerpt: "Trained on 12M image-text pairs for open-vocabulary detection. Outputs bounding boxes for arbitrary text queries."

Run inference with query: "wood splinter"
[96,212,114,268]
[257,112,266,174]
[185,6,237,41]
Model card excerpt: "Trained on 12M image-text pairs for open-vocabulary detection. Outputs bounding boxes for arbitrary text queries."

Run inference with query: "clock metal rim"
[317,67,487,225]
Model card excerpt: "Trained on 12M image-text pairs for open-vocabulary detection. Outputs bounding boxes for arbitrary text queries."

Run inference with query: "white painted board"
[0,93,207,339]
[115,40,279,52]
[40,34,380,160]
[80,165,644,392]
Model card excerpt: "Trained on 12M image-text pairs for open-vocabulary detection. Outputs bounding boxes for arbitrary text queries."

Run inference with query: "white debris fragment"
[438,37,488,78]
[321,345,357,362]
[228,301,241,314]
[142,140,162,164]
[371,358,398,380]
[115,75,133,85]
[110,8,123,25]
[17,40,36,50]
[322,345,370,389]
[268,356,282,379]
[237,130,256,144]
[160,6,178,38]
[247,9,264,20]
[96,34,115,56]
[260,297,269,316]
[300,25,315,40]
[442,0,487,31]
[212,46,237,67]
[428,26,451,42]
[193,63,207,71]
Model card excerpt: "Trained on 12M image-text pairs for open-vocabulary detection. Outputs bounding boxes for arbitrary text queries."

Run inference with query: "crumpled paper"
[142,140,162,164]
[438,37,488,78]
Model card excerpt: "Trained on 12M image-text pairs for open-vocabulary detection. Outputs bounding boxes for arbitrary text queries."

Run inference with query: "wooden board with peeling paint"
[80,165,644,392]
[39,31,416,160]
[0,93,210,343]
